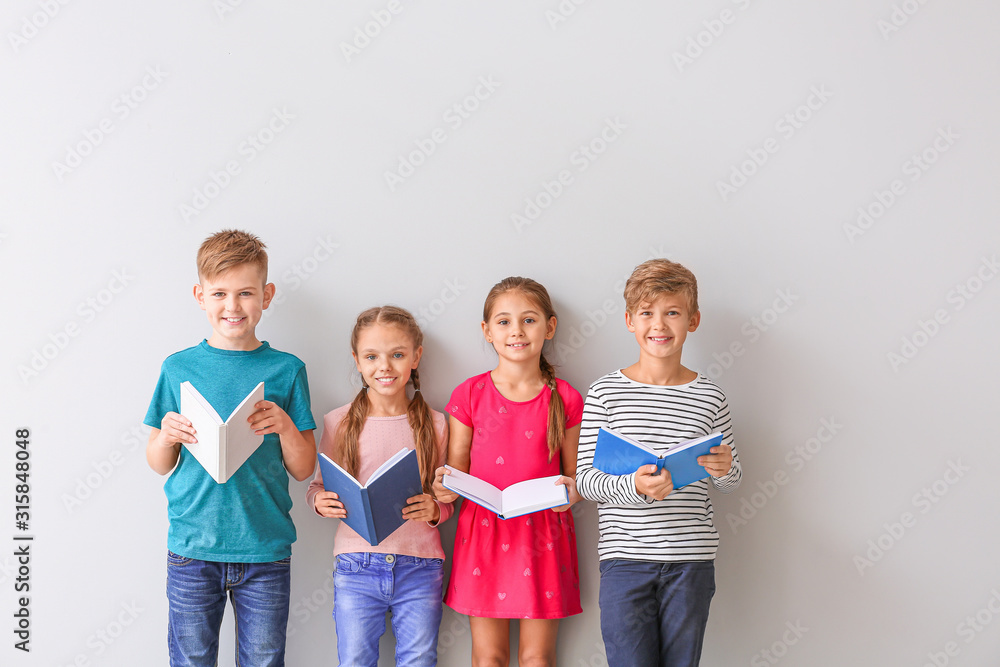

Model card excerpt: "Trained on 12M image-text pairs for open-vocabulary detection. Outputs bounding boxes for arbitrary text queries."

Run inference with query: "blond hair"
[623,258,699,314]
[196,229,268,282]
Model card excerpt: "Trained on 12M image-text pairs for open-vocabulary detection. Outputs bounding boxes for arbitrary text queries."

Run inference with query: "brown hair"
[335,306,437,494]
[483,277,566,462]
[623,258,699,314]
[196,229,268,282]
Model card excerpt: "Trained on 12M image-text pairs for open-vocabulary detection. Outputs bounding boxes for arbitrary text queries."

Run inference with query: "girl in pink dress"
[433,277,583,667]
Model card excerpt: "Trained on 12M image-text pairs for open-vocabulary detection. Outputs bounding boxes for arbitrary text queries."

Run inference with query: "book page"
[180,382,223,481]
[442,466,502,514]
[500,475,568,517]
[222,382,265,482]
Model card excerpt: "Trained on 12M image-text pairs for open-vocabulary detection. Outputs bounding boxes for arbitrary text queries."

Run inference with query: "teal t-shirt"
[144,340,316,562]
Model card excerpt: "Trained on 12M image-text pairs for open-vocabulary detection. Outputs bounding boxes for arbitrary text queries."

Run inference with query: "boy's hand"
[314,491,346,518]
[248,401,295,437]
[698,444,733,477]
[402,494,441,523]
[552,475,581,512]
[156,412,197,446]
[635,465,673,500]
[432,466,459,504]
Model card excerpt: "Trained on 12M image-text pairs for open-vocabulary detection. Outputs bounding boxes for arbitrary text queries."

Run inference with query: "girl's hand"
[432,466,459,504]
[314,491,346,519]
[698,444,733,477]
[402,493,441,523]
[552,475,581,512]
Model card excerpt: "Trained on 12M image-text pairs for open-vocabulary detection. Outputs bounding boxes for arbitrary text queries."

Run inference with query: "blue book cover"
[318,448,423,546]
[593,428,723,489]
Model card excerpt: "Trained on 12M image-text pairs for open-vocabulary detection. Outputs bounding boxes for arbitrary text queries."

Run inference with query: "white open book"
[441,465,568,520]
[179,381,264,483]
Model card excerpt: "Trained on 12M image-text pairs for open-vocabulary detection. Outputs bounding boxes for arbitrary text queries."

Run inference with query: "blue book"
[593,428,723,490]
[318,447,423,546]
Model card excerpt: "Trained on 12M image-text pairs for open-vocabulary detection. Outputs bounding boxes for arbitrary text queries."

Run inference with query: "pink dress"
[443,372,583,619]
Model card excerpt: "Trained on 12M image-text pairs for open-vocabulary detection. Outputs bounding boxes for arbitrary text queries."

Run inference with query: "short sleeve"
[143,362,178,429]
[558,380,584,428]
[284,365,316,431]
[445,377,474,427]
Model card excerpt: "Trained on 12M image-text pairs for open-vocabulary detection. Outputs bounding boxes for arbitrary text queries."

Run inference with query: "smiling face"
[194,263,274,351]
[625,293,700,362]
[353,323,422,406]
[482,290,556,364]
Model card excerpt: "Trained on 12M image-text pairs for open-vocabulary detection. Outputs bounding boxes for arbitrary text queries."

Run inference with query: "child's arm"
[406,413,454,525]
[575,391,652,505]
[146,412,197,475]
[248,400,316,481]
[305,412,345,517]
[432,415,471,504]
[700,396,741,492]
[552,424,583,511]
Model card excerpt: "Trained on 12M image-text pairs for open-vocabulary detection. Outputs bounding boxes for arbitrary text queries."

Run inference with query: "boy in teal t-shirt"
[144,229,316,667]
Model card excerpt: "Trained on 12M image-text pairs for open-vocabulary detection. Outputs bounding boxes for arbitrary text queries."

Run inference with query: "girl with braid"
[433,277,583,667]
[306,306,452,667]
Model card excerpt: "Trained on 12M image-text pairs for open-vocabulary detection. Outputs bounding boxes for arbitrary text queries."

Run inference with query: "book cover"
[441,466,568,520]
[179,381,264,483]
[318,447,423,546]
[593,428,723,489]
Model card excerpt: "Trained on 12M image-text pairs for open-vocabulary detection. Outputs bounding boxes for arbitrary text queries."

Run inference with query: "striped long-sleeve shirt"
[576,370,741,562]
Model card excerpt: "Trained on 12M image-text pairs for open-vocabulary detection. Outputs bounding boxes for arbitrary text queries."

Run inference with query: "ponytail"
[539,353,566,462]
[406,368,439,494]
[335,384,371,479]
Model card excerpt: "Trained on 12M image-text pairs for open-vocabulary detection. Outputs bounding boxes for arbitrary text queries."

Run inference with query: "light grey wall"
[3,1,999,665]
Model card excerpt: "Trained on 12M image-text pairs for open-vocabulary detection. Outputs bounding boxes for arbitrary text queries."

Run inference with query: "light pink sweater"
[305,404,453,559]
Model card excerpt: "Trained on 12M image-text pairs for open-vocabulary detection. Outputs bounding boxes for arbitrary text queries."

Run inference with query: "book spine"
[361,488,379,547]
[218,425,228,482]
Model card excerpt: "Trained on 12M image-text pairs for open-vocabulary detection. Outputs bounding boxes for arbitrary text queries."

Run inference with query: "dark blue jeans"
[165,551,291,667]
[598,559,715,667]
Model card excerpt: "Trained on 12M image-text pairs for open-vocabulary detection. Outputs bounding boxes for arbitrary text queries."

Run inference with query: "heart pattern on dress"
[476,382,485,389]
[498,405,507,413]
[496,456,505,465]
[497,592,506,600]
[501,543,510,552]
[546,542,554,551]
[525,517,532,526]
[473,567,481,576]
[525,430,534,439]
[481,518,490,527]
[545,591,554,599]
[523,568,531,576]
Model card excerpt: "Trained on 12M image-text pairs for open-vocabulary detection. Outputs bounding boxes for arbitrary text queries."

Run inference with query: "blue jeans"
[333,552,444,667]
[166,550,291,667]
[598,559,715,667]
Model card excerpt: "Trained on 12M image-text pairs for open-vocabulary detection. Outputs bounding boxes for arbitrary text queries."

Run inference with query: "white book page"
[180,382,223,481]
[222,382,265,482]
[500,475,567,516]
[665,432,721,455]
[442,466,502,514]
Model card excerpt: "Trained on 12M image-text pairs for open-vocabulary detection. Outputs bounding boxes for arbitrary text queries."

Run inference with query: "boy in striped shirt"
[576,258,742,667]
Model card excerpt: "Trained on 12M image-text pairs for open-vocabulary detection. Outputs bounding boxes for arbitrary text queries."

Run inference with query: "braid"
[335,384,371,479]
[540,353,566,462]
[406,368,438,494]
